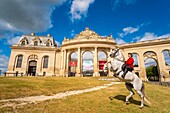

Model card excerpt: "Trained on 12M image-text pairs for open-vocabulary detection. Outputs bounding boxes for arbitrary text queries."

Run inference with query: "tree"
[146,65,159,81]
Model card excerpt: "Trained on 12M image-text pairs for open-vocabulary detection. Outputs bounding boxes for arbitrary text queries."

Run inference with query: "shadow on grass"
[109,95,149,107]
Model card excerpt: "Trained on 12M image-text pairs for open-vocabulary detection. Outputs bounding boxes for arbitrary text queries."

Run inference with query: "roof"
[18,34,57,47]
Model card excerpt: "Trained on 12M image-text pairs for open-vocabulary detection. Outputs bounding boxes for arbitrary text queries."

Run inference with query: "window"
[162,50,170,66]
[16,55,23,68]
[132,53,139,67]
[46,42,50,47]
[34,41,38,46]
[21,41,25,45]
[43,56,49,68]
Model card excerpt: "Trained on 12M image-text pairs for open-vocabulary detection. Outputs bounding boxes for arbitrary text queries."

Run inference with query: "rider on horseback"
[122,53,134,78]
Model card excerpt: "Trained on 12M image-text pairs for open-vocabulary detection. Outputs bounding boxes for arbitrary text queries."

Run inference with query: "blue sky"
[0,0,170,73]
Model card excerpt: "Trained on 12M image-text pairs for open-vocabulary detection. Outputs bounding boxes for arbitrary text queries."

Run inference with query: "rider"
[122,53,134,78]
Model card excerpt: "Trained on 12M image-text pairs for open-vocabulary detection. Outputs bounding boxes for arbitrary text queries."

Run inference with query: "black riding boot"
[122,65,132,78]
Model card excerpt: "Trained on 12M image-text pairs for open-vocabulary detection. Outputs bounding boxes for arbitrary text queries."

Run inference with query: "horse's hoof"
[139,106,143,109]
[109,97,113,100]
[125,101,130,105]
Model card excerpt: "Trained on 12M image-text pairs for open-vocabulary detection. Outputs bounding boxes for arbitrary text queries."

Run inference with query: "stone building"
[7,28,170,81]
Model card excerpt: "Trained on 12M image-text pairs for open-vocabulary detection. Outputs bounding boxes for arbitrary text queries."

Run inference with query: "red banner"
[99,61,107,70]
[69,61,77,66]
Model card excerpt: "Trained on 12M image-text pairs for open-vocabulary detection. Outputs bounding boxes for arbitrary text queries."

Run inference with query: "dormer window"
[45,39,52,47]
[21,41,25,46]
[46,42,50,47]
[34,41,38,46]
[20,37,28,45]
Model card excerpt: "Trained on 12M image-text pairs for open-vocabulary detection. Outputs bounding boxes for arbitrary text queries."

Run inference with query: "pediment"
[74,28,101,39]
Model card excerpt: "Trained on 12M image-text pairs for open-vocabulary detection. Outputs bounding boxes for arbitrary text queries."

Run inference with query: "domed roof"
[74,27,101,39]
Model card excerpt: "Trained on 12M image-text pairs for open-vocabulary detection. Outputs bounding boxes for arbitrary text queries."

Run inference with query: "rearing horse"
[103,48,151,108]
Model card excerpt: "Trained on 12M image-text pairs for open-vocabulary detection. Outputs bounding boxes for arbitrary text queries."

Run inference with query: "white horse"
[104,48,151,108]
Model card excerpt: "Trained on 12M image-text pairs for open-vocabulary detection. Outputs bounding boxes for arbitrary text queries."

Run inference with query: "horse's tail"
[141,83,151,105]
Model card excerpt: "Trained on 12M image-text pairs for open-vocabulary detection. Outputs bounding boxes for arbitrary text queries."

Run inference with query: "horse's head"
[110,48,124,61]
[110,48,120,58]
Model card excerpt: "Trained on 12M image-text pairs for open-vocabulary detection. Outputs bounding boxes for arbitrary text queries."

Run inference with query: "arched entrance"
[28,60,37,76]
[82,51,93,76]
[68,52,78,77]
[27,54,38,76]
[98,51,107,76]
[144,51,159,81]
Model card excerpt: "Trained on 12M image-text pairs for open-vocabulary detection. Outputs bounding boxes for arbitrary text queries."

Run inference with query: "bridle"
[111,49,125,63]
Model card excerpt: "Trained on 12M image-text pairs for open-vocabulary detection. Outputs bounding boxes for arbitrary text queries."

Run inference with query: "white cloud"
[71,52,78,59]
[70,0,95,22]
[98,52,107,59]
[140,32,157,41]
[71,30,76,37]
[115,38,126,44]
[123,27,139,34]
[7,36,21,45]
[118,26,139,37]
[112,0,138,9]
[163,51,170,58]
[158,34,170,39]
[0,0,66,38]
[83,51,93,60]
[139,33,170,42]
[0,55,9,74]
[118,22,151,38]
[144,58,157,68]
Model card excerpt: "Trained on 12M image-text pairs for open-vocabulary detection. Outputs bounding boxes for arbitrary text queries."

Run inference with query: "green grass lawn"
[0,77,170,113]
[0,76,109,100]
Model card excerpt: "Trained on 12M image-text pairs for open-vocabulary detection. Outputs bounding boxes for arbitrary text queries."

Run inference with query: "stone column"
[93,47,99,77]
[65,51,69,77]
[36,55,42,76]
[22,54,29,75]
[60,50,64,70]
[63,49,67,77]
[76,47,81,77]
[59,50,64,76]
[156,51,165,71]
[138,52,147,81]
[156,51,165,82]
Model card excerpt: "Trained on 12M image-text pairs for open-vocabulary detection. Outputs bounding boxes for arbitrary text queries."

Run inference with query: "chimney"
[47,34,51,37]
[31,32,35,36]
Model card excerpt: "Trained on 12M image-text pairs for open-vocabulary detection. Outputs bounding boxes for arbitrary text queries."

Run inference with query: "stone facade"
[7,28,170,81]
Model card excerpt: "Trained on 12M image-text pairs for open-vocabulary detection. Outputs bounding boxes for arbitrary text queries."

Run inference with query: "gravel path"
[0,82,122,108]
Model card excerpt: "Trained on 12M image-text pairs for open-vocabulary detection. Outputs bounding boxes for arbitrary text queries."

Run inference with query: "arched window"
[82,51,93,76]
[46,42,50,47]
[34,41,38,46]
[16,55,23,68]
[98,51,107,70]
[21,41,25,46]
[162,50,170,66]
[43,56,49,68]
[132,53,139,67]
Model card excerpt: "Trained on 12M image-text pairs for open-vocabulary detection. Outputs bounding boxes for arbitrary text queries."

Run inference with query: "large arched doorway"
[144,52,159,81]
[98,51,107,76]
[68,52,78,77]
[82,51,93,76]
[28,60,37,76]
[27,54,38,76]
